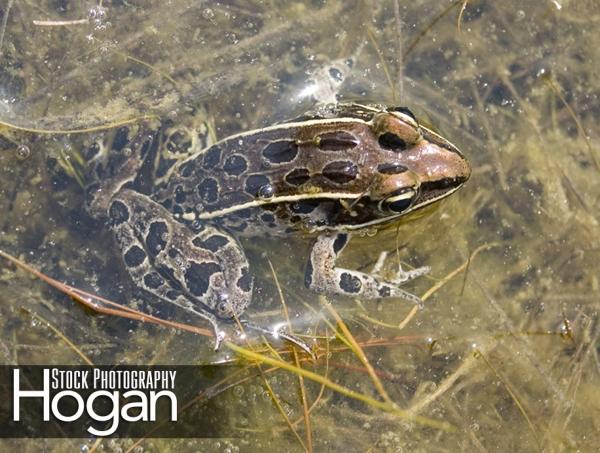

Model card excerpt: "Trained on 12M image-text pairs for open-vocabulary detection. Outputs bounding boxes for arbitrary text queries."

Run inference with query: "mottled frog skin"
[84,103,471,348]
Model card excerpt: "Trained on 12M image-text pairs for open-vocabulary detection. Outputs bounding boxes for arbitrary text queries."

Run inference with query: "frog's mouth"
[322,175,469,233]
[412,176,470,207]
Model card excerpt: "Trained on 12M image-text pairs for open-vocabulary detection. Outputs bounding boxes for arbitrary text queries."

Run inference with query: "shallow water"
[0,0,599,451]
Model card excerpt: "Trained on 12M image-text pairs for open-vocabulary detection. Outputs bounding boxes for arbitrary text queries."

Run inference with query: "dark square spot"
[339,272,362,294]
[124,245,146,268]
[262,140,298,164]
[184,261,221,297]
[223,155,248,176]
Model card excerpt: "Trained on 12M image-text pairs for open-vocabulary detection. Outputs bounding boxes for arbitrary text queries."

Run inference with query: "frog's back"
[155,104,470,237]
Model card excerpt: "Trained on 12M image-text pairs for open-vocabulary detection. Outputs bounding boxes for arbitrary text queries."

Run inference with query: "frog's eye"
[378,188,416,214]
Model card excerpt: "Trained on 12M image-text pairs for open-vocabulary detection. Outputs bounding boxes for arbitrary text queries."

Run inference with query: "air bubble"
[202,8,215,20]
[16,144,30,160]
[233,385,244,397]
[88,5,109,31]
[227,32,238,44]
[257,184,274,199]
[302,219,317,234]
[366,228,378,237]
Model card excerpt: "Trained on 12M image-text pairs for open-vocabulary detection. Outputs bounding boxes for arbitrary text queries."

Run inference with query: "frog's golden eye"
[378,188,416,214]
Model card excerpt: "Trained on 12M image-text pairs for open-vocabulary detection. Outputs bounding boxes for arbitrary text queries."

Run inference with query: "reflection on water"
[0,0,599,451]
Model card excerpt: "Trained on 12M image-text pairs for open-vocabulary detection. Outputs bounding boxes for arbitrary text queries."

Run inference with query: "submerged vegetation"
[0,0,599,451]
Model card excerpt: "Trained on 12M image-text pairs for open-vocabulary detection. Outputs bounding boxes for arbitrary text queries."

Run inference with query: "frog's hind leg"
[305,233,425,307]
[107,189,253,349]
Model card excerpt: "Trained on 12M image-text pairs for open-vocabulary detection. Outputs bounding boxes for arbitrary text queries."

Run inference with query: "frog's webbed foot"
[241,321,314,357]
[305,233,425,307]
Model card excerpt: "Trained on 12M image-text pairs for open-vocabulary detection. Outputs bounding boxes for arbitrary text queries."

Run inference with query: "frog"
[83,103,471,349]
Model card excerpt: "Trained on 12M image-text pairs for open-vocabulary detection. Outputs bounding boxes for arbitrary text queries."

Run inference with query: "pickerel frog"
[84,103,470,349]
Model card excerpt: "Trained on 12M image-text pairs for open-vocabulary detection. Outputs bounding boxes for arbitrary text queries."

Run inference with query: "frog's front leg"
[305,233,425,306]
[107,189,253,349]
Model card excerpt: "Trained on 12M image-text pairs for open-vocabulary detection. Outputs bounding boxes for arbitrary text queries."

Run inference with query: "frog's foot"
[305,233,425,307]
[241,321,314,357]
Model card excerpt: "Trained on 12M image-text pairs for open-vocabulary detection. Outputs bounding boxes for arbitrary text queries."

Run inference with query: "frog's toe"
[392,264,430,284]
[241,321,314,358]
